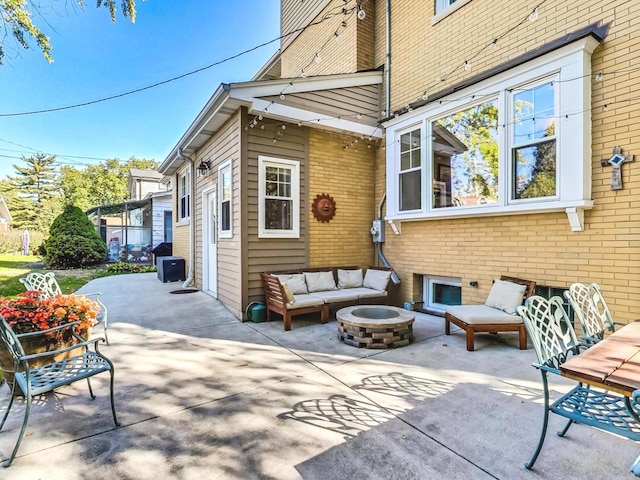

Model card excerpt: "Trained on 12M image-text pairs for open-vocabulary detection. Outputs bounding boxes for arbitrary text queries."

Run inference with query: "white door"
[203,188,217,297]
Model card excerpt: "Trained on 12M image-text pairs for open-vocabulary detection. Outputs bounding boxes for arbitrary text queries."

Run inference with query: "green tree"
[0,0,137,64]
[60,157,158,208]
[43,204,106,268]
[6,153,61,232]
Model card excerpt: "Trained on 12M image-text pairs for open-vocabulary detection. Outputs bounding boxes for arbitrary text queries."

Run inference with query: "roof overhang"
[159,70,383,176]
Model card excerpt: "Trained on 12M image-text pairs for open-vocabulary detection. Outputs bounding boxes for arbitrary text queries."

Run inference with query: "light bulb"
[261,125,265,130]
[280,94,286,100]
[281,124,286,130]
[489,39,498,49]
[300,69,307,78]
[314,53,321,63]
[297,122,302,127]
[464,60,472,71]
[594,71,603,82]
[258,114,263,120]
[357,113,362,119]
[357,5,366,20]
[422,92,429,101]
[528,7,538,22]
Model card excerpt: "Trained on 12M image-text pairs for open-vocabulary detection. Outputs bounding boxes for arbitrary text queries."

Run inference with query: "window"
[512,81,556,200]
[399,129,422,211]
[435,0,456,14]
[219,161,232,237]
[384,35,598,227]
[423,275,461,314]
[177,168,190,221]
[258,156,300,238]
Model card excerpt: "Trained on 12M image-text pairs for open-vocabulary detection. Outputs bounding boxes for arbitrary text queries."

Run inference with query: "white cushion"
[308,290,359,304]
[446,304,523,325]
[337,269,363,289]
[363,269,392,292]
[485,279,527,315]
[289,294,325,309]
[275,274,308,295]
[304,271,337,293]
[339,287,387,300]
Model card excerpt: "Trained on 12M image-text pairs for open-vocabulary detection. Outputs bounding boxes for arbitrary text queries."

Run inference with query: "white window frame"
[218,160,233,238]
[177,166,191,223]
[258,155,300,239]
[384,36,599,230]
[432,0,473,25]
[423,275,462,314]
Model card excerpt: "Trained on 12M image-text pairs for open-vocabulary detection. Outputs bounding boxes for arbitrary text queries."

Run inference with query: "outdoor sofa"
[260,266,393,331]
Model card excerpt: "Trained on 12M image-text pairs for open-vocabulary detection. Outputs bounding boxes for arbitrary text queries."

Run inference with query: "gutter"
[177,148,195,288]
[385,0,391,116]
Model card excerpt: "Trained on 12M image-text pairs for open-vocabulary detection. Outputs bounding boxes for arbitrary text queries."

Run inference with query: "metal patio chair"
[19,272,110,344]
[517,295,640,470]
[564,282,623,345]
[0,316,119,467]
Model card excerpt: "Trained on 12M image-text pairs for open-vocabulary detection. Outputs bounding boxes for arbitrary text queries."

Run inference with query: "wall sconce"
[196,160,211,177]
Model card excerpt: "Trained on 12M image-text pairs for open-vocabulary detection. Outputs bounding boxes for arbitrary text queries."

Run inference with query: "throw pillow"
[485,279,527,315]
[363,269,392,291]
[304,271,337,293]
[275,274,308,295]
[337,269,363,289]
[282,283,295,305]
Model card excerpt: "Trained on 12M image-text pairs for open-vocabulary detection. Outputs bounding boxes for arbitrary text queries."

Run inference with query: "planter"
[0,327,90,396]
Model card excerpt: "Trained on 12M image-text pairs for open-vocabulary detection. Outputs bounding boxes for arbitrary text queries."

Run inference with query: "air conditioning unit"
[157,256,185,283]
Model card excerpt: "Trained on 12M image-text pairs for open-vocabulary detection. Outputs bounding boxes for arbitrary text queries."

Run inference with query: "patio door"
[203,187,217,297]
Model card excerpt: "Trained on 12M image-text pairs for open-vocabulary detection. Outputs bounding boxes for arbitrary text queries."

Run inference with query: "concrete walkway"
[1,273,638,479]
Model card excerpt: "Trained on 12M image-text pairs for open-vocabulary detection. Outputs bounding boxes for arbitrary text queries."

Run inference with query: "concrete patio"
[1,272,638,479]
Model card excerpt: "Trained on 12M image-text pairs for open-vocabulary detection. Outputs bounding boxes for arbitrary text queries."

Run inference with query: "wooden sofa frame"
[260,266,391,331]
[444,275,536,351]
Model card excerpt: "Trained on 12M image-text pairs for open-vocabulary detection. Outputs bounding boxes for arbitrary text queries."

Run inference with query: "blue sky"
[0,0,281,179]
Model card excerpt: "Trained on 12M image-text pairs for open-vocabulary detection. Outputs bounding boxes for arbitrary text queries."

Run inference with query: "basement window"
[423,275,461,314]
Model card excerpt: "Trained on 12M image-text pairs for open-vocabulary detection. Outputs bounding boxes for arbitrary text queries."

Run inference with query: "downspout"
[385,0,391,116]
[178,148,195,288]
[377,193,401,285]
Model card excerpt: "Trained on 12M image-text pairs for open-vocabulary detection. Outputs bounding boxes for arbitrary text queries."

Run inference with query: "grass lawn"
[0,254,97,298]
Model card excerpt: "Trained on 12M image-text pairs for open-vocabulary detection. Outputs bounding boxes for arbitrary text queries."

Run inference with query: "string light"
[357,3,366,20]
[464,60,472,72]
[314,53,322,63]
[528,7,539,22]
[594,71,603,82]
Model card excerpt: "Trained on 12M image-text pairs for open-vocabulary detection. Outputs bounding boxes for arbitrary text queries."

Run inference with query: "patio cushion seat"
[308,290,359,304]
[339,287,387,300]
[445,304,523,325]
[289,294,325,309]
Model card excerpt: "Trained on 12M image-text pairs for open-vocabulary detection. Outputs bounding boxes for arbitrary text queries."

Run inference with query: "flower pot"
[0,327,90,396]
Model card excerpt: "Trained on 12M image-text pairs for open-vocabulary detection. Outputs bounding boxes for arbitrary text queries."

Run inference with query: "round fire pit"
[337,305,415,349]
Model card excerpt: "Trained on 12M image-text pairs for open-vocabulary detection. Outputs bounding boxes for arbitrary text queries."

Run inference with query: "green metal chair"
[19,272,110,345]
[0,315,119,467]
[518,295,640,471]
[564,282,623,345]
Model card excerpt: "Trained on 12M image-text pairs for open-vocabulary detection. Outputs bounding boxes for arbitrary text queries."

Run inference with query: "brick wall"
[308,129,377,267]
[370,0,640,322]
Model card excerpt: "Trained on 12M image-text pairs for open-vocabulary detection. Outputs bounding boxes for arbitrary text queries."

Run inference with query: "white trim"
[177,165,191,221]
[201,185,217,296]
[384,37,598,229]
[258,155,300,239]
[218,160,233,239]
[423,275,462,314]
[432,0,473,25]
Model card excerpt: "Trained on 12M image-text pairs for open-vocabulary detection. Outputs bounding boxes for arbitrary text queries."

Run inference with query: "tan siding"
[260,84,380,125]
[281,0,332,51]
[245,120,309,303]
[308,129,376,267]
[193,112,243,317]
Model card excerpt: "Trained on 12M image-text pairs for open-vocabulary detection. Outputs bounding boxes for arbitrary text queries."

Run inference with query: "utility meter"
[371,219,384,243]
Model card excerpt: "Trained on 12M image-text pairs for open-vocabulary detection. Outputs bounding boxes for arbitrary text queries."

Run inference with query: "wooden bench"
[260,266,392,331]
[444,275,536,351]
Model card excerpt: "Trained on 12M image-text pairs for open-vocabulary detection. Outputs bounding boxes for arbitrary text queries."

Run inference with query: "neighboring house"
[87,169,172,262]
[160,0,639,323]
[0,195,12,232]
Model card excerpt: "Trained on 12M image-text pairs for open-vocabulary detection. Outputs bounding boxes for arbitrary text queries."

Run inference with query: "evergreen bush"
[43,205,106,268]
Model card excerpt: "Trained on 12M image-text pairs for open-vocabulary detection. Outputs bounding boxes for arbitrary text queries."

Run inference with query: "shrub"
[43,206,106,268]
[98,262,157,276]
[0,230,45,255]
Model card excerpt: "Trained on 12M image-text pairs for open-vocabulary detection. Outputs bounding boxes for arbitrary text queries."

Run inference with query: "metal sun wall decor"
[312,193,337,223]
[601,146,634,190]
